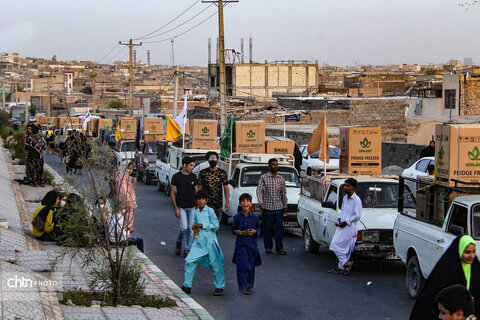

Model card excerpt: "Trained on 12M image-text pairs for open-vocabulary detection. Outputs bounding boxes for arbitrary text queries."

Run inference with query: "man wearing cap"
[328,178,362,275]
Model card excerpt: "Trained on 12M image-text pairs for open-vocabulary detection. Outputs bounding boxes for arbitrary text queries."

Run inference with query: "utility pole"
[173,65,179,117]
[91,68,97,115]
[47,73,52,117]
[1,80,5,110]
[119,39,142,116]
[202,0,238,131]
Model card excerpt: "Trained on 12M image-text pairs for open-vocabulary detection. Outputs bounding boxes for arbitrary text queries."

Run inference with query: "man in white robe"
[329,178,362,274]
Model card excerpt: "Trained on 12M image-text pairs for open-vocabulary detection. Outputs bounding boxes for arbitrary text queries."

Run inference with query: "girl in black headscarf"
[410,235,480,319]
[31,190,59,241]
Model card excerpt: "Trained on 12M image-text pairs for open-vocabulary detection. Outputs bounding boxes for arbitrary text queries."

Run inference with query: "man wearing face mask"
[198,152,229,220]
[257,158,288,255]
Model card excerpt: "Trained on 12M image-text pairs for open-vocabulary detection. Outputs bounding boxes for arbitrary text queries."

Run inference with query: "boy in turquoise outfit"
[181,190,225,296]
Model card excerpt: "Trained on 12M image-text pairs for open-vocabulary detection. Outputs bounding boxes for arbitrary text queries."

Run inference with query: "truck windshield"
[188,155,207,168]
[240,166,300,187]
[121,142,136,152]
[310,147,340,159]
[472,205,480,240]
[340,182,415,209]
[145,143,157,154]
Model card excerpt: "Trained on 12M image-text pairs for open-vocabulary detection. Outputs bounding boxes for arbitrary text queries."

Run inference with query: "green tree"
[16,83,24,92]
[51,54,57,62]
[108,99,126,109]
[29,103,36,116]
[81,86,93,95]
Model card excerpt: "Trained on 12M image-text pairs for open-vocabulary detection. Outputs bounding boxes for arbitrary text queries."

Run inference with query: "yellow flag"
[165,115,181,142]
[307,116,330,164]
[115,124,121,142]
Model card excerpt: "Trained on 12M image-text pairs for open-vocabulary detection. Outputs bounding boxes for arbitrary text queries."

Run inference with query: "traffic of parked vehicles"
[27,115,480,306]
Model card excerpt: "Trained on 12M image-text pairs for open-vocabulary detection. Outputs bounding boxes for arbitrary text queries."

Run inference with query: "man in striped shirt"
[256,158,288,255]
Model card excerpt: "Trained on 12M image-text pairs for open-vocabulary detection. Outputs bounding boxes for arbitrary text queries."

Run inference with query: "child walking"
[232,193,262,295]
[181,190,225,296]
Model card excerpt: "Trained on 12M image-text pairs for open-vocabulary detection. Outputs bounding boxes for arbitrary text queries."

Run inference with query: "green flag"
[220,114,234,158]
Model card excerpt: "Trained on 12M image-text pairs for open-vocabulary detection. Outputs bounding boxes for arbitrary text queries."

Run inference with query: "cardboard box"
[144,134,164,142]
[37,117,56,126]
[234,120,266,153]
[58,117,81,130]
[144,118,163,134]
[90,118,99,133]
[97,118,112,133]
[265,136,295,154]
[339,126,382,175]
[120,118,137,132]
[435,124,480,187]
[191,119,217,150]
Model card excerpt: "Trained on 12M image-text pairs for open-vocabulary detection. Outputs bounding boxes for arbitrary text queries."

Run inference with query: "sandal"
[344,261,354,275]
[328,267,344,274]
[213,288,224,296]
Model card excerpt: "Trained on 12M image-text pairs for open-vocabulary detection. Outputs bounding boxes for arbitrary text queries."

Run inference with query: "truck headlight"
[359,230,380,243]
[148,163,155,169]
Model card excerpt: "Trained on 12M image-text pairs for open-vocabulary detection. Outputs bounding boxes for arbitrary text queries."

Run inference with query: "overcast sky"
[1,0,479,67]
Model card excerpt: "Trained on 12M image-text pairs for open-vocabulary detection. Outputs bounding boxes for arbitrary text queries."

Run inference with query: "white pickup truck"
[394,177,480,298]
[218,153,301,226]
[155,145,217,195]
[297,174,416,264]
[113,140,137,167]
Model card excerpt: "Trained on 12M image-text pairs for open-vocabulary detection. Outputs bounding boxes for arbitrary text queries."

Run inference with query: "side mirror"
[303,155,308,159]
[321,201,336,209]
[228,179,237,188]
[448,224,464,236]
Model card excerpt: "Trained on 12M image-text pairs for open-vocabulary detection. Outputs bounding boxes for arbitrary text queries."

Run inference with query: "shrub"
[43,168,55,186]
[0,126,10,141]
[12,127,26,164]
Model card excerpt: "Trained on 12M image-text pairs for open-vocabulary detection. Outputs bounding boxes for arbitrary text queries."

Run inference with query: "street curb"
[133,249,214,320]
[45,162,214,319]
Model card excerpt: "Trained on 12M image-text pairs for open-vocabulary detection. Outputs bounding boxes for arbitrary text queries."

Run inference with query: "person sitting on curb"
[181,190,225,296]
[32,190,60,241]
[108,209,144,253]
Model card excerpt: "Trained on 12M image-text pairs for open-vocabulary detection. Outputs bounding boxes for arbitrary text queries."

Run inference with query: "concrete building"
[208,61,318,99]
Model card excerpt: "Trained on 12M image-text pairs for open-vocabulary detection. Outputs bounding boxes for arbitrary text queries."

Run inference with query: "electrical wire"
[107,46,128,64]
[138,4,214,40]
[97,44,119,63]
[142,10,218,44]
[133,0,200,40]
[159,73,177,93]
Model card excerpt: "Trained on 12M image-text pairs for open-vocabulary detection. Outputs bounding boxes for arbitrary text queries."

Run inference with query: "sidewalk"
[0,143,213,320]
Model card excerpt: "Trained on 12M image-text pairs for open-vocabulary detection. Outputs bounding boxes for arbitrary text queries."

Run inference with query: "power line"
[160,73,177,93]
[142,9,219,44]
[139,4,214,41]
[97,44,119,63]
[133,0,200,40]
[108,46,128,63]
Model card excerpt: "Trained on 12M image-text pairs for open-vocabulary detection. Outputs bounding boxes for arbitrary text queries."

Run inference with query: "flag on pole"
[115,124,121,142]
[307,116,330,163]
[220,114,234,157]
[174,95,188,136]
[82,111,91,132]
[166,115,181,142]
[105,119,111,132]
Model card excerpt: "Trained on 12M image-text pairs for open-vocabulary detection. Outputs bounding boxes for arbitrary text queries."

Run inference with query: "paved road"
[45,153,415,320]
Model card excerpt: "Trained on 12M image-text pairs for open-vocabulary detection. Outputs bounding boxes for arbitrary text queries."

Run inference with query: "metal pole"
[218,0,227,131]
[129,39,133,116]
[173,65,179,117]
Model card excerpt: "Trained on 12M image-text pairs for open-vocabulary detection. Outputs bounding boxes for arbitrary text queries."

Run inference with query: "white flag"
[82,111,91,132]
[174,96,188,135]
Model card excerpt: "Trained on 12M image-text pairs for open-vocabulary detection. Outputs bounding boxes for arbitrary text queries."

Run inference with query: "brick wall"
[460,76,480,115]
[382,142,425,169]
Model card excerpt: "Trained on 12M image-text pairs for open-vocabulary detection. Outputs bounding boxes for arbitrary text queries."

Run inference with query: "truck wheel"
[157,177,164,192]
[165,180,171,196]
[136,169,143,182]
[304,222,319,253]
[145,174,152,185]
[406,256,425,299]
[220,211,229,225]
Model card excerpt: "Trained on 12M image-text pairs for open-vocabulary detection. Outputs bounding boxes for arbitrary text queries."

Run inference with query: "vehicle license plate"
[386,252,399,260]
[283,221,299,228]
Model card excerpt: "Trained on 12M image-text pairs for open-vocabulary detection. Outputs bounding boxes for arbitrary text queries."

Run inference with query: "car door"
[316,185,338,244]
[300,147,309,172]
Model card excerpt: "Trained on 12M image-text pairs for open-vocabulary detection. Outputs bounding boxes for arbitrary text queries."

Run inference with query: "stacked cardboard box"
[37,117,56,126]
[97,118,112,134]
[265,136,295,154]
[340,126,382,175]
[58,117,81,130]
[234,120,266,154]
[435,124,480,187]
[191,120,217,149]
[144,118,164,142]
[119,117,137,140]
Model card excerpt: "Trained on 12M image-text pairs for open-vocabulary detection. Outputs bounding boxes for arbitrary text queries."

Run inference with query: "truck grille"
[379,230,393,243]
[288,204,298,213]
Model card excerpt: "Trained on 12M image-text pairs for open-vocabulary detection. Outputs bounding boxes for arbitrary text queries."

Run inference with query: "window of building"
[445,89,456,109]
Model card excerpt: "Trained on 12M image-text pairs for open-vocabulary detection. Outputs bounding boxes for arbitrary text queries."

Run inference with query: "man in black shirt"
[171,156,198,257]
